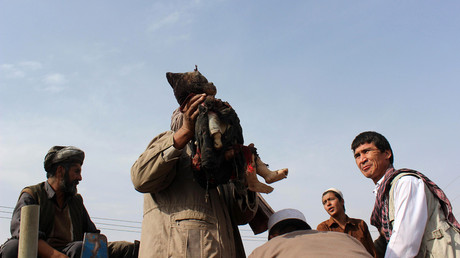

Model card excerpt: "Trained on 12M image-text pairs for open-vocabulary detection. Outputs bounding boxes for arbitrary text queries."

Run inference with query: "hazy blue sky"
[1,0,459,254]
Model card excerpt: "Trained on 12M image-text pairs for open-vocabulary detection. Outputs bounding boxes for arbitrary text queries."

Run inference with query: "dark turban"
[44,146,85,173]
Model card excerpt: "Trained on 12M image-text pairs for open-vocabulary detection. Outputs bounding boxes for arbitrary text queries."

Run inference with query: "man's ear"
[55,165,65,178]
[384,149,392,160]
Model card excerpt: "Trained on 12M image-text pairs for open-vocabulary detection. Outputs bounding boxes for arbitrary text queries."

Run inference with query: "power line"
[242,236,266,240]
[95,222,141,230]
[450,193,460,202]
[444,175,460,190]
[92,217,141,224]
[0,208,263,239]
[241,238,265,242]
[98,227,141,234]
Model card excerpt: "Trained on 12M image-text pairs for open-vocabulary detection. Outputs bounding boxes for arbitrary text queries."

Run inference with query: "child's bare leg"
[255,156,288,184]
[212,132,223,149]
[208,112,223,149]
[246,153,274,193]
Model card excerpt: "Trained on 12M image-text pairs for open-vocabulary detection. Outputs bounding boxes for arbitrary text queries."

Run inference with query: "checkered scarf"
[371,167,460,242]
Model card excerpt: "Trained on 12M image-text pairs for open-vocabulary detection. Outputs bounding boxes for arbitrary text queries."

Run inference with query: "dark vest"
[22,182,87,241]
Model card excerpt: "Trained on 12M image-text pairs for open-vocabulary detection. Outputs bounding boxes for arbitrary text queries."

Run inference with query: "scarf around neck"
[371,167,460,241]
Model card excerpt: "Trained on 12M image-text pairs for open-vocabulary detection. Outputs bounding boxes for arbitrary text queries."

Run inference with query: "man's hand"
[173,93,206,149]
[37,239,69,258]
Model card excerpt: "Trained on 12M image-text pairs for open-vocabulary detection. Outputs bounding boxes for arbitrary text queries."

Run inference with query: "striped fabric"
[371,167,460,241]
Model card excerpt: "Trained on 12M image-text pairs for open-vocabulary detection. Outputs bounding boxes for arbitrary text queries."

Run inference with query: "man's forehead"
[69,163,82,169]
[354,142,376,152]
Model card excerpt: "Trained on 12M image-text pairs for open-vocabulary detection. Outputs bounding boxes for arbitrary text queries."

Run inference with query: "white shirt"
[375,174,428,258]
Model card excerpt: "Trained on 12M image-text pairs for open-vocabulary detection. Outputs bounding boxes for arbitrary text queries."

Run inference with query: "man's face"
[59,164,82,195]
[353,142,391,184]
[322,192,344,218]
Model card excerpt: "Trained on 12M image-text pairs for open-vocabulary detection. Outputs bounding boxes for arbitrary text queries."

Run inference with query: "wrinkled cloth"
[9,181,98,242]
[0,181,98,258]
[371,167,460,241]
[317,216,376,257]
[192,98,245,189]
[249,230,372,258]
[131,131,258,258]
[44,146,85,172]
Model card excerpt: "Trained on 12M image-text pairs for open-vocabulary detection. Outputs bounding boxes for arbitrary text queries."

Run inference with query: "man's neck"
[332,213,348,229]
[373,165,394,185]
[47,178,66,208]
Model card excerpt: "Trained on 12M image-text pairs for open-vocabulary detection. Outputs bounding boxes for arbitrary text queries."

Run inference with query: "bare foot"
[248,182,274,194]
[213,133,223,149]
[265,168,288,184]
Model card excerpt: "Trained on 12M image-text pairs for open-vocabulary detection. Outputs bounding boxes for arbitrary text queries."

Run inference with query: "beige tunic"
[249,230,373,258]
[131,131,258,258]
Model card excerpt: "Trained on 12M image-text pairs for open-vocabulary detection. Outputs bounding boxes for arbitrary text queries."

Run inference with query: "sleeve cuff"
[162,145,182,162]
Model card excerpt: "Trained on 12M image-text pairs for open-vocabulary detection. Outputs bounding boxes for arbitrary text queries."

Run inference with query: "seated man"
[249,208,372,257]
[0,146,137,258]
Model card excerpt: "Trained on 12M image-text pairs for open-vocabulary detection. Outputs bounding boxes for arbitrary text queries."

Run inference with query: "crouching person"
[249,208,372,257]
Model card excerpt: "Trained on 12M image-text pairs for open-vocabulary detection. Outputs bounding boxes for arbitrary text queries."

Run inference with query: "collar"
[373,165,394,195]
[44,180,73,204]
[324,215,356,227]
[44,180,57,199]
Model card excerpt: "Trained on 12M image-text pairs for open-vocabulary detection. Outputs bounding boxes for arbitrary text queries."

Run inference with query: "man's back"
[249,230,372,258]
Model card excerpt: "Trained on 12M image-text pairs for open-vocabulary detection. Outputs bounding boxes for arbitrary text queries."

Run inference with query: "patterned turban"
[44,146,85,173]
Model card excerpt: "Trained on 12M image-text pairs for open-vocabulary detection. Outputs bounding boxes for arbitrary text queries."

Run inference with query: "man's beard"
[59,171,78,195]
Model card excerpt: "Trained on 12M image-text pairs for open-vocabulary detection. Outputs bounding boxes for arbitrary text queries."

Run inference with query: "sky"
[1,0,460,255]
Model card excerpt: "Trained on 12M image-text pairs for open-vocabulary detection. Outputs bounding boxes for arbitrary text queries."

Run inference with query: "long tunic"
[131,131,258,258]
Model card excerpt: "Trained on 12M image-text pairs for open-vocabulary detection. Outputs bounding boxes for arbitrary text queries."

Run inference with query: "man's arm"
[10,192,45,239]
[131,93,206,193]
[11,192,68,257]
[358,220,377,257]
[130,131,182,193]
[385,176,427,258]
[173,93,205,149]
[37,239,68,258]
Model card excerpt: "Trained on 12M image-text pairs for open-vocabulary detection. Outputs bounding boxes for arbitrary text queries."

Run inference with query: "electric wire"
[0,205,265,241]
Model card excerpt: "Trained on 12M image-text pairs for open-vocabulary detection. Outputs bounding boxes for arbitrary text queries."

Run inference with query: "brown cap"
[44,146,85,172]
[166,66,217,105]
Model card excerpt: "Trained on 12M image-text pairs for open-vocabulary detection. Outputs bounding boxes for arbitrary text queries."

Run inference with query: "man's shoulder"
[22,181,46,194]
[388,169,424,187]
[23,181,45,189]
[391,171,424,186]
[317,219,332,229]
[250,230,372,258]
[348,217,365,225]
[282,229,355,239]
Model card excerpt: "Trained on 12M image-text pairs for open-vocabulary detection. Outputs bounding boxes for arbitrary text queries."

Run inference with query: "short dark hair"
[322,190,346,212]
[351,131,394,164]
[268,219,311,240]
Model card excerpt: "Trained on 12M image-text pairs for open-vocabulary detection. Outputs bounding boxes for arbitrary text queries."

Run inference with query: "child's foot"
[265,168,288,184]
[248,182,274,194]
[213,133,223,149]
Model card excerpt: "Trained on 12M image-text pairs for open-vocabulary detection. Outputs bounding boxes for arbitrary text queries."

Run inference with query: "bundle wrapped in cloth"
[166,66,288,194]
